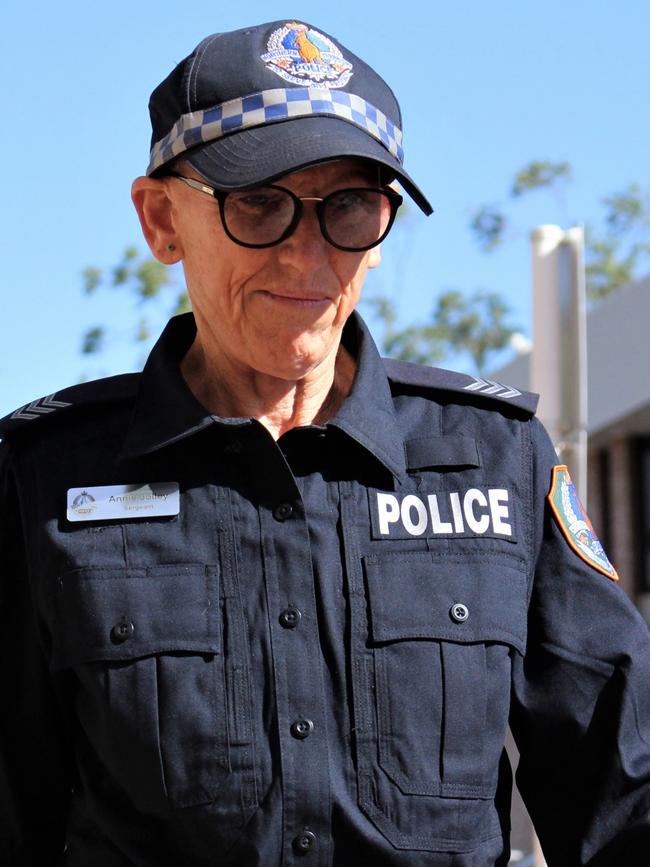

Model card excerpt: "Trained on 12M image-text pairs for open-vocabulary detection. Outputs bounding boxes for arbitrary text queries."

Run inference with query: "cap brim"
[181,115,433,215]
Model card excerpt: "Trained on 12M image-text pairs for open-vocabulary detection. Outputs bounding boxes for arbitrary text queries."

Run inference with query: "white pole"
[531,224,588,494]
[528,224,587,867]
[558,226,588,496]
[531,224,565,445]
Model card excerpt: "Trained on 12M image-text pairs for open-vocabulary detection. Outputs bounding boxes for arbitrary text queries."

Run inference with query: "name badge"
[67,482,179,522]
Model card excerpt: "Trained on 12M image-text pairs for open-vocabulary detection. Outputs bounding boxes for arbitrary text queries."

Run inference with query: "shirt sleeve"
[510,417,650,866]
[0,442,72,864]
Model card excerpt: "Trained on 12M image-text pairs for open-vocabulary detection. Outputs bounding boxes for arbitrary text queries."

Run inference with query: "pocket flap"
[404,435,480,470]
[364,553,527,653]
[52,564,220,669]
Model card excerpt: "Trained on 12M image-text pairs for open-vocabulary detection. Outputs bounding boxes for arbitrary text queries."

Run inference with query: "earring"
[167,243,176,252]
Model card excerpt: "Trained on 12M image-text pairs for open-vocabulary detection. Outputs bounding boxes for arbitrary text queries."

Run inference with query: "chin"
[256,340,333,381]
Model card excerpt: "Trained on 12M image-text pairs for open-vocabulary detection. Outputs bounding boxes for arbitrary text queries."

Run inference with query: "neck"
[180,337,356,440]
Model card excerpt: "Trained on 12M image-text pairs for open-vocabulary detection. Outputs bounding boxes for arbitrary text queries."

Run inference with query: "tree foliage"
[469,163,650,301]
[81,247,189,355]
[584,183,650,301]
[371,289,517,372]
[510,160,572,198]
[469,207,507,253]
[369,162,648,366]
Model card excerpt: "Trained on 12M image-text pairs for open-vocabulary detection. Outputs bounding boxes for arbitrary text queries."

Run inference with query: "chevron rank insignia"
[10,394,72,420]
[381,359,539,415]
[548,465,618,581]
[463,376,521,400]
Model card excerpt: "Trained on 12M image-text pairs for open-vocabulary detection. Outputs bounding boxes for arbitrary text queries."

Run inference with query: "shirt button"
[290,718,314,739]
[292,829,317,854]
[279,606,302,629]
[273,502,294,521]
[450,603,469,623]
[111,620,134,643]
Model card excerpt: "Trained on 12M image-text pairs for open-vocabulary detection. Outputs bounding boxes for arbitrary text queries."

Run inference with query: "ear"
[366,179,401,270]
[131,176,182,263]
[367,243,382,270]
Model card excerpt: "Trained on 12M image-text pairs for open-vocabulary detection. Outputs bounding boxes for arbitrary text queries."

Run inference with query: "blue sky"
[1,0,648,416]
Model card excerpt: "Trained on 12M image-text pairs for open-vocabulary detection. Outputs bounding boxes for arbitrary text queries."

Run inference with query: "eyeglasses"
[168,172,403,252]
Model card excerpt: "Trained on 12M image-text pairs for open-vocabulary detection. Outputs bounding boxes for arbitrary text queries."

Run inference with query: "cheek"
[326,262,366,331]
[182,237,270,313]
[334,253,371,301]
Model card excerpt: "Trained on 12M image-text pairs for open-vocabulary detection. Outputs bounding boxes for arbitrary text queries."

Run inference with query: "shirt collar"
[118,314,228,461]
[329,315,406,480]
[119,311,407,480]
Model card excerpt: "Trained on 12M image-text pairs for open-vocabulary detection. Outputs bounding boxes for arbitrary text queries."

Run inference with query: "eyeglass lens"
[223,187,394,250]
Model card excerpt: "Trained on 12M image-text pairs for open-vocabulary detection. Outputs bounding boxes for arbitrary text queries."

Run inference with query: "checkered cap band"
[147,87,404,175]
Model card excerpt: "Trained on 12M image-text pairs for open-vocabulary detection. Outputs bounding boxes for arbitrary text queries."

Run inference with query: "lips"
[258,289,333,306]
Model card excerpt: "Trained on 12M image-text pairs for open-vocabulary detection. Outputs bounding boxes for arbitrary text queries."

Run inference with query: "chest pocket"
[51,564,258,821]
[364,552,526,799]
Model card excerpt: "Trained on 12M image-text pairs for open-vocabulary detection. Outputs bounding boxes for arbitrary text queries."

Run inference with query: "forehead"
[275,158,379,189]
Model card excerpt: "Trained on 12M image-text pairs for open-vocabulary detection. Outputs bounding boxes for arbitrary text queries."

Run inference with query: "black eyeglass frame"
[167,171,403,252]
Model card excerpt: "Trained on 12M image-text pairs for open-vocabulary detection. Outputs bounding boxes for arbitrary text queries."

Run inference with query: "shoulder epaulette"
[382,358,539,416]
[0,373,140,439]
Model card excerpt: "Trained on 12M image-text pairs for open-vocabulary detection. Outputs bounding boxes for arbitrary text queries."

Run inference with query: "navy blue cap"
[146,20,432,215]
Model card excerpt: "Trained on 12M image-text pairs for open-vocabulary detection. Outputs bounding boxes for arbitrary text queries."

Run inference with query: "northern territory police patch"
[548,465,618,581]
[261,23,353,88]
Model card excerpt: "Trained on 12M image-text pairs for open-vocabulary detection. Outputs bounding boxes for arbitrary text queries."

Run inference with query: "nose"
[276,200,331,266]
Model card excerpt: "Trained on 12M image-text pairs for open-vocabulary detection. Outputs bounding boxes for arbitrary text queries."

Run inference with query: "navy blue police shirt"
[1,312,649,866]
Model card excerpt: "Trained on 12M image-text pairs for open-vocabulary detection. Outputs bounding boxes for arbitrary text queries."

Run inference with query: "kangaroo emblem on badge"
[261,22,353,88]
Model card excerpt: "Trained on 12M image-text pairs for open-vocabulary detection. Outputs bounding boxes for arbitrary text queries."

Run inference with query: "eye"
[328,190,366,213]
[326,190,383,224]
[229,188,290,215]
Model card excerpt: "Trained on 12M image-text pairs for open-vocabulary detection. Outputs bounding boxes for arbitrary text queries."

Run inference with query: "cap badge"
[548,465,619,581]
[261,23,353,88]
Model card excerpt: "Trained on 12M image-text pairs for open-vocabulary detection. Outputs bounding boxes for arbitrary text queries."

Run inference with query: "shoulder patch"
[382,358,538,416]
[548,465,619,582]
[0,374,140,439]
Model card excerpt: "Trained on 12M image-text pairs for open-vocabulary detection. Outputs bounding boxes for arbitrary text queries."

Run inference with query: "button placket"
[259,491,331,866]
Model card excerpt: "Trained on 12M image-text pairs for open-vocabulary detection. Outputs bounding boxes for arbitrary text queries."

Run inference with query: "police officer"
[1,20,649,867]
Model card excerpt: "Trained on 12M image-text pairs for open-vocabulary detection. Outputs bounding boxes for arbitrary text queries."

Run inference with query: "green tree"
[469,162,650,301]
[374,290,517,372]
[368,162,648,366]
[510,159,572,198]
[587,183,650,300]
[81,247,189,356]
